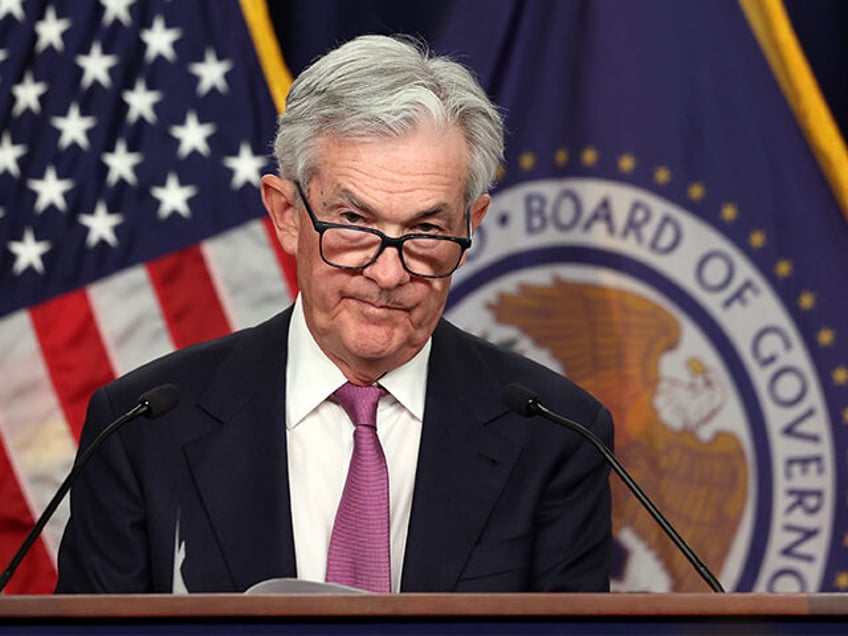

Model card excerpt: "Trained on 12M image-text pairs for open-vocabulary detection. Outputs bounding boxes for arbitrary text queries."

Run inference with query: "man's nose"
[363,244,411,288]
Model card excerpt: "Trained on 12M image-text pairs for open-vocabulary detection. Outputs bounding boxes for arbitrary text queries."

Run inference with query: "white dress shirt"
[285,296,427,592]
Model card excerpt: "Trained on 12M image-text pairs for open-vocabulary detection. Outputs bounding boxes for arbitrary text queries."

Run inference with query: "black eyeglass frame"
[294,180,473,279]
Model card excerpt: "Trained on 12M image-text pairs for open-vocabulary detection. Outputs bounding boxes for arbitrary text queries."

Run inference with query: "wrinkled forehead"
[305,125,472,203]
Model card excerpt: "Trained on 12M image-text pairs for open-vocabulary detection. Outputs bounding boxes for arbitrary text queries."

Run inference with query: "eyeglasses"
[295,181,472,279]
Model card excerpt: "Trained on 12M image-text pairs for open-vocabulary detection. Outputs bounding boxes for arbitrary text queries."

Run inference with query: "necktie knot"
[334,382,387,429]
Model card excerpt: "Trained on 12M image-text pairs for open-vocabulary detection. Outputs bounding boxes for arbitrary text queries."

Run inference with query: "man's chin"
[343,319,428,365]
[344,329,402,361]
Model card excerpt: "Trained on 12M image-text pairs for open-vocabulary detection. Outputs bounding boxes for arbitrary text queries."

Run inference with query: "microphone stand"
[0,385,180,592]
[529,396,724,593]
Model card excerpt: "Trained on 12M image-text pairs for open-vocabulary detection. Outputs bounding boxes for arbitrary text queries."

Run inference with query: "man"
[56,35,613,594]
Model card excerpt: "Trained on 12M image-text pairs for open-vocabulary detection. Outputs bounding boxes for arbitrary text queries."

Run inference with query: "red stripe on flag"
[147,245,232,349]
[262,217,299,298]
[29,291,116,442]
[0,439,57,594]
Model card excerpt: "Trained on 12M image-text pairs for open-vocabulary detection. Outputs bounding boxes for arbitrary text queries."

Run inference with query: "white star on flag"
[102,139,143,186]
[26,165,75,214]
[12,70,48,117]
[122,77,163,124]
[189,47,234,96]
[76,41,119,90]
[151,172,197,220]
[99,0,135,27]
[78,202,124,248]
[0,0,25,22]
[7,227,52,275]
[0,131,27,178]
[169,110,217,158]
[141,14,182,63]
[50,102,97,151]
[34,5,71,54]
[223,142,267,189]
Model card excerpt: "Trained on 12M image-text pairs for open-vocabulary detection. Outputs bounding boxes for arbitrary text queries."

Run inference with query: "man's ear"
[456,193,491,271]
[470,193,491,233]
[260,175,299,255]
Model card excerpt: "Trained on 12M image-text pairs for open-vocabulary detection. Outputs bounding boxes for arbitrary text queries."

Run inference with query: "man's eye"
[415,222,442,234]
[339,210,366,224]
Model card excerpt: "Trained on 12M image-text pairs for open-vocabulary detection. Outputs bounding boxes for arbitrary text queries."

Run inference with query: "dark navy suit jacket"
[55,307,613,593]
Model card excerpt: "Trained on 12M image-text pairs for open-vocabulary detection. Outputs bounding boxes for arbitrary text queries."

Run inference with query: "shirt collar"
[286,295,431,428]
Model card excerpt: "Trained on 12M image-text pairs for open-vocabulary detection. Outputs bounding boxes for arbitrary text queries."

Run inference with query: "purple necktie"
[325,382,391,592]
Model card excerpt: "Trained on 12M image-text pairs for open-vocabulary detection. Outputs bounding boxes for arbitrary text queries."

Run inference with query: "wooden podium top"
[1,592,847,618]
[2,593,848,635]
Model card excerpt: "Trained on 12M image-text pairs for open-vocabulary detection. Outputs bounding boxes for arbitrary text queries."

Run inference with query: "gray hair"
[272,34,504,204]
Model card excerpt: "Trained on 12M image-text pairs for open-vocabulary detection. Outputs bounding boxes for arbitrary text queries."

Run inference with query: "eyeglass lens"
[320,227,463,277]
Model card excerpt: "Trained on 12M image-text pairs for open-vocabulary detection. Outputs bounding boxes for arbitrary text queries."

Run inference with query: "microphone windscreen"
[139,384,180,418]
[501,383,538,417]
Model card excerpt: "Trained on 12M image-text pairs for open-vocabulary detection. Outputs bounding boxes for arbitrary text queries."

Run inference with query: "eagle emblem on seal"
[489,277,748,591]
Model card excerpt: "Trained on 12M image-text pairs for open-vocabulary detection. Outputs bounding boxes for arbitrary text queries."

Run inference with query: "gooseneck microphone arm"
[502,383,724,593]
[0,384,180,592]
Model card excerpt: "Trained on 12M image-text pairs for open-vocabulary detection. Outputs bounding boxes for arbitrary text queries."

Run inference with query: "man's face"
[261,125,490,384]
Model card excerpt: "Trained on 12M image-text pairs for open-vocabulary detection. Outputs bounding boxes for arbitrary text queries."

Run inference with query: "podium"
[1,593,847,633]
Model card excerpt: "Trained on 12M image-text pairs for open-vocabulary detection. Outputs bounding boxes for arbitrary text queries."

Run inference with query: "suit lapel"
[184,310,297,591]
[401,321,520,591]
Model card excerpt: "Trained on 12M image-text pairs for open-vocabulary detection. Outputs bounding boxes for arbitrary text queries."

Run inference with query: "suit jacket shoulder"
[432,318,607,428]
[56,309,297,593]
[92,309,293,420]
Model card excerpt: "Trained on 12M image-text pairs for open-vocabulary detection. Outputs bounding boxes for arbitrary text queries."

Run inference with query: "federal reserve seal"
[446,177,835,592]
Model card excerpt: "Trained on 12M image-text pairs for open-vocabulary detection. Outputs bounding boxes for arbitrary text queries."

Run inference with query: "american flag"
[0,0,296,593]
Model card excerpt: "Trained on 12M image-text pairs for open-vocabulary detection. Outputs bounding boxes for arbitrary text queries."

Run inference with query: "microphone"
[0,384,180,592]
[502,382,725,593]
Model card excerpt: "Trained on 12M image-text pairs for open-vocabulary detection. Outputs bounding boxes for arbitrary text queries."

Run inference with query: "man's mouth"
[350,297,408,312]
